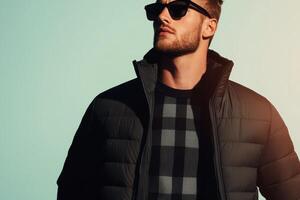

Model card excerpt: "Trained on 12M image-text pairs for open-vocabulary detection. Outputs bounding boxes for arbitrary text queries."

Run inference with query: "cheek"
[176,21,201,38]
[176,13,202,35]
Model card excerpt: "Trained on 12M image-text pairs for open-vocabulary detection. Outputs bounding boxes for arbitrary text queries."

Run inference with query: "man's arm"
[257,103,300,200]
[57,98,103,200]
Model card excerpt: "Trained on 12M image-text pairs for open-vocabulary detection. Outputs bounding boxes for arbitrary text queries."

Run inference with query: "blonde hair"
[205,0,223,21]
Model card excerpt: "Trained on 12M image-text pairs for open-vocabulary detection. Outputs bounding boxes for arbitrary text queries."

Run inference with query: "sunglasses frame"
[144,0,212,21]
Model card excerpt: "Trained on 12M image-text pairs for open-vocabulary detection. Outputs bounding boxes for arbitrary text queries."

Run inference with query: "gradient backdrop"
[0,0,299,199]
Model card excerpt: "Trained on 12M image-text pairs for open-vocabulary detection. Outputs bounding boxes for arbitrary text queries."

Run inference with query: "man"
[57,0,300,199]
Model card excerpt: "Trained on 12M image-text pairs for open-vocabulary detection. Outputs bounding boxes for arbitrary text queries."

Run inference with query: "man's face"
[153,0,207,56]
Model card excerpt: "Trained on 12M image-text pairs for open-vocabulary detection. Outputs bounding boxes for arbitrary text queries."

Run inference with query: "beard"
[153,27,201,57]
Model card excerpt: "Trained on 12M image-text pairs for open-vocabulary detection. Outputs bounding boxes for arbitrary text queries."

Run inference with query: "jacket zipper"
[209,99,227,200]
[131,82,154,200]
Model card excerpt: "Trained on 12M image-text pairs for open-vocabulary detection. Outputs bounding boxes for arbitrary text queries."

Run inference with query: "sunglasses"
[144,0,212,21]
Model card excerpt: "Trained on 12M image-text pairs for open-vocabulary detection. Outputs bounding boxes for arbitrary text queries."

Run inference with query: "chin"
[154,38,199,56]
[154,39,175,51]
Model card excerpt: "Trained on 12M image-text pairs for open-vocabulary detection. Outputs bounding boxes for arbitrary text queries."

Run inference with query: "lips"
[158,26,174,34]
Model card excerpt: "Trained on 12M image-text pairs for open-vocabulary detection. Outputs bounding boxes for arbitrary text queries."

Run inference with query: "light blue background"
[0,0,299,199]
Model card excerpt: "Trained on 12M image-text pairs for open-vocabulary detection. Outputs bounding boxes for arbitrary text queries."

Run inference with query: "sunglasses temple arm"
[189,2,212,18]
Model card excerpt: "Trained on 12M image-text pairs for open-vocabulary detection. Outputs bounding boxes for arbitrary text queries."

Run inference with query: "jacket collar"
[132,48,234,99]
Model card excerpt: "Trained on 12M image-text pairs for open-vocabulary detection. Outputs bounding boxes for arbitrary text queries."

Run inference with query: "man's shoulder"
[96,78,142,99]
[89,78,146,117]
[228,80,269,102]
[227,80,273,121]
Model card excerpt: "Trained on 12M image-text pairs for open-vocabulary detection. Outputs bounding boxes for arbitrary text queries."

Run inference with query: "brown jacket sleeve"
[257,103,300,200]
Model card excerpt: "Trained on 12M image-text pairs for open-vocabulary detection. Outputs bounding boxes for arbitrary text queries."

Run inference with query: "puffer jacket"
[57,48,300,200]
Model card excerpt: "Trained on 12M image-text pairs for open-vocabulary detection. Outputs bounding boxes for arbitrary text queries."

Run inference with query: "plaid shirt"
[148,81,200,200]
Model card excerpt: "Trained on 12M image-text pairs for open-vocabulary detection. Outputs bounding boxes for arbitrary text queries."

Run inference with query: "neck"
[158,46,208,90]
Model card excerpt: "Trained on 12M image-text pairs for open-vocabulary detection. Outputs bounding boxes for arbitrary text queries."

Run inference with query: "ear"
[202,18,218,39]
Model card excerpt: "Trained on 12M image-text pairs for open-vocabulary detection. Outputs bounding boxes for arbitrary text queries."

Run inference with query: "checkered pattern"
[148,82,199,200]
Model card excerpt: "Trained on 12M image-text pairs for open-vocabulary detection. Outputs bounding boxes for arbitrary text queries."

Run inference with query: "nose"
[158,6,171,23]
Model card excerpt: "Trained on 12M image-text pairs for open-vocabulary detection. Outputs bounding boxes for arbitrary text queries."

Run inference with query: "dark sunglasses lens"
[168,1,188,19]
[145,3,163,20]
